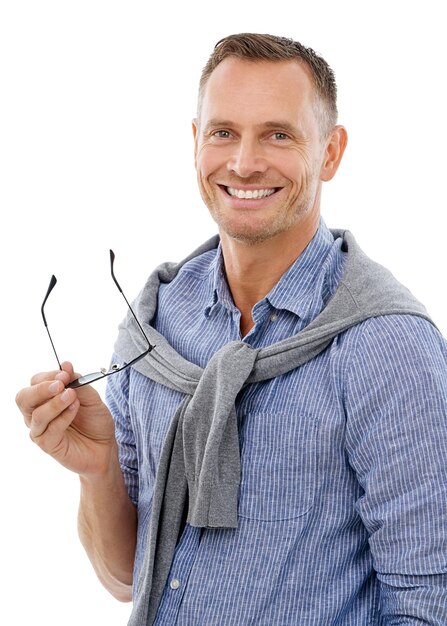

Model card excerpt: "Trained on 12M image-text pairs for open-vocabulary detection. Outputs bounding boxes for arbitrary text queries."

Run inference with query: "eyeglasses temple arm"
[109,250,154,351]
[41,275,62,370]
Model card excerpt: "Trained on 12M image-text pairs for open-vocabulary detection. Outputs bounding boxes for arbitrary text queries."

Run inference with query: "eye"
[272,132,290,141]
[213,130,231,139]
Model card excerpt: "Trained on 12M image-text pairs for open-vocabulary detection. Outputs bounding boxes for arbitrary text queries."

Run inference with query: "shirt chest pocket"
[238,411,319,522]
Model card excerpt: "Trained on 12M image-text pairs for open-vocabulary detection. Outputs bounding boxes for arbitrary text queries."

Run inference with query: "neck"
[220,213,320,337]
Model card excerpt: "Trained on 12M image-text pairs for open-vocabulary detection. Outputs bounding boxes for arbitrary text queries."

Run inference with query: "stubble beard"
[205,175,320,246]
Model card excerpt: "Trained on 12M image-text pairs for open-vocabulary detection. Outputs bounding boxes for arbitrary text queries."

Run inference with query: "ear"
[320,125,348,182]
[192,118,199,168]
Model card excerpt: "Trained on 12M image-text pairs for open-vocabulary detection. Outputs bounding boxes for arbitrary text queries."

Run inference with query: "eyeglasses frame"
[41,250,154,388]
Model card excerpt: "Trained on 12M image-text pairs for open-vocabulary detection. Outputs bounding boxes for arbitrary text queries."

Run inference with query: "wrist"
[79,442,123,490]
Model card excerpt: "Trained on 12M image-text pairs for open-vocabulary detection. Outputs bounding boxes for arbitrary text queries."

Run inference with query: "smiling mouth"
[222,186,279,199]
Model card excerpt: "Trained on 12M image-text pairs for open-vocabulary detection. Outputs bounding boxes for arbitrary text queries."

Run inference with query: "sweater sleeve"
[344,315,447,624]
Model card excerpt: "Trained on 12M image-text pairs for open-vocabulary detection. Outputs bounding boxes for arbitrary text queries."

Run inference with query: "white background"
[1,1,446,624]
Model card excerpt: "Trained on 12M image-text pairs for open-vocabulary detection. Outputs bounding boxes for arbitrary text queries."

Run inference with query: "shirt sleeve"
[105,360,139,506]
[344,314,447,624]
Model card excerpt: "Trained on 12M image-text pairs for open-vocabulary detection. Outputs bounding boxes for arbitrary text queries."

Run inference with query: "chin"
[220,220,289,245]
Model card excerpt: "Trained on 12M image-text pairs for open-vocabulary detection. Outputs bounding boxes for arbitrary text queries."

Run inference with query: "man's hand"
[16,361,116,478]
[16,361,137,600]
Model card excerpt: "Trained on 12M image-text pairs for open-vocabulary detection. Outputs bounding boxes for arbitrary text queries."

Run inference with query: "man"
[16,33,447,624]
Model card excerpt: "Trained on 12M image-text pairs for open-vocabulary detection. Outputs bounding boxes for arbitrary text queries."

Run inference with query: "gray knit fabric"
[114,229,432,626]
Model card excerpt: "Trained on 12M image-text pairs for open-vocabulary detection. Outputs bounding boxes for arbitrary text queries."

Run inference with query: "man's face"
[193,58,330,245]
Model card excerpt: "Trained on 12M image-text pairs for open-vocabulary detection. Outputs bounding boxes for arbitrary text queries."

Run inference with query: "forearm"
[78,446,137,602]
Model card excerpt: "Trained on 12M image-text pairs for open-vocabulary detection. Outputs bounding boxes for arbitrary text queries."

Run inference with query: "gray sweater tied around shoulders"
[114,229,432,626]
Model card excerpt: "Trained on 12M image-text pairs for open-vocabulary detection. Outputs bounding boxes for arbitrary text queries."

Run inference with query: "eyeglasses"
[41,250,154,388]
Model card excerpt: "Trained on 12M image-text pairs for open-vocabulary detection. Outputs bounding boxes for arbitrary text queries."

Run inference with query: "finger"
[30,361,75,386]
[17,361,78,421]
[30,399,81,456]
[30,403,79,460]
[59,361,81,382]
[16,378,72,425]
[30,369,63,386]
[29,386,78,438]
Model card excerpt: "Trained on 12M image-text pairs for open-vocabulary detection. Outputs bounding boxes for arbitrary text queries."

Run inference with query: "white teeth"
[227,187,276,199]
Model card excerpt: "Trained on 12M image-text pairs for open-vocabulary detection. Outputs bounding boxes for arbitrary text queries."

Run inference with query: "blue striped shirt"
[106,221,447,624]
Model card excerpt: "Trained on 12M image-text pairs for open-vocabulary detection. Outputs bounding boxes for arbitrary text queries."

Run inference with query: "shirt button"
[170,578,181,590]
[270,313,278,322]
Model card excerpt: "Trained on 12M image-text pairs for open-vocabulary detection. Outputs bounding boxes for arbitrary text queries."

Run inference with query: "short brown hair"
[198,33,338,137]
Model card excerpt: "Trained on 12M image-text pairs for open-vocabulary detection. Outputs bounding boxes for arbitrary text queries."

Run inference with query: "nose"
[227,137,268,178]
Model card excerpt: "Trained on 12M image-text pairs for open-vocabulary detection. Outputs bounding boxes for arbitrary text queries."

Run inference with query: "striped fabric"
[106,221,447,625]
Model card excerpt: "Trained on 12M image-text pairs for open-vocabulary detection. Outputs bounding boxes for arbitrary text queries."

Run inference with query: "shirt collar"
[266,219,342,324]
[204,243,237,317]
[204,219,343,324]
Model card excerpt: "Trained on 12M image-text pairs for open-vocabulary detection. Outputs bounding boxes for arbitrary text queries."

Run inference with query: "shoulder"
[337,314,447,403]
[345,313,446,363]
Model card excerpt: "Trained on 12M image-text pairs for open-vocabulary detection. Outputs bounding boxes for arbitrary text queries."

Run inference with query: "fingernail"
[61,389,72,403]
[49,381,61,394]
